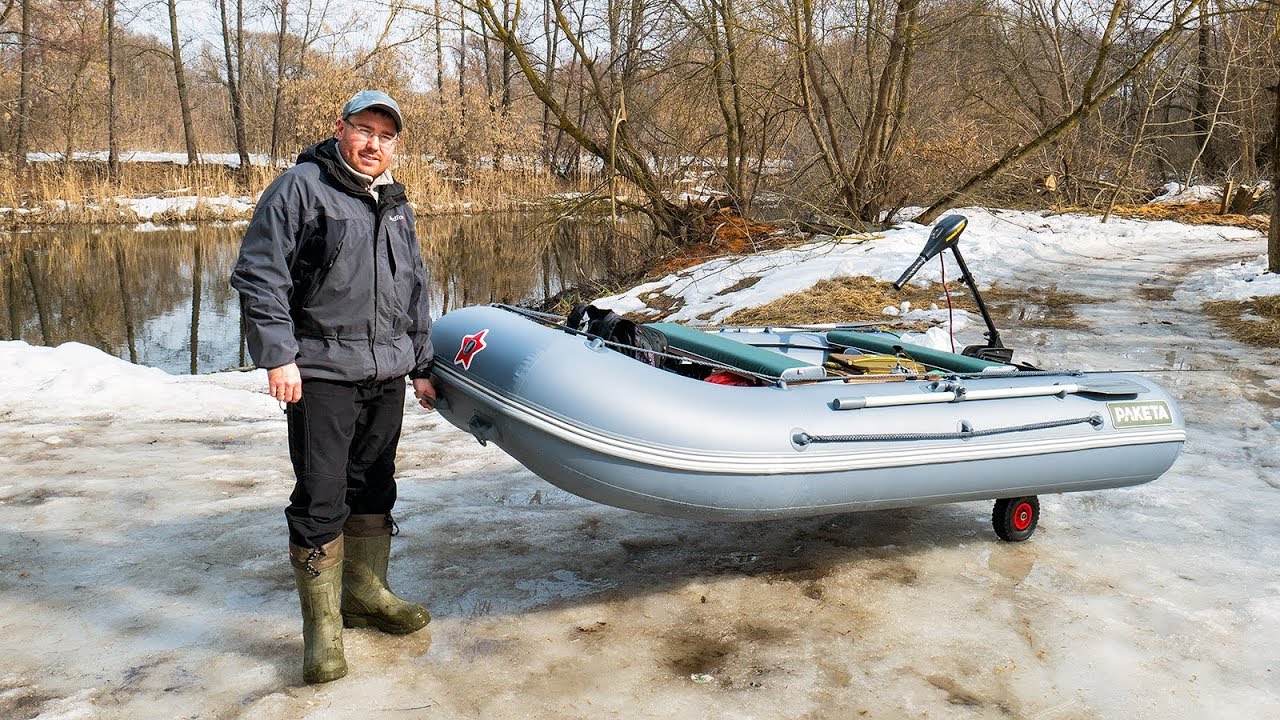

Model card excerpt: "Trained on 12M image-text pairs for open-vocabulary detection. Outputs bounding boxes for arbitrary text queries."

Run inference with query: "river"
[0,214,654,374]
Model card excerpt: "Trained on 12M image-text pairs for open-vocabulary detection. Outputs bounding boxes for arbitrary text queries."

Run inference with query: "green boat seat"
[826,330,1009,373]
[646,322,826,381]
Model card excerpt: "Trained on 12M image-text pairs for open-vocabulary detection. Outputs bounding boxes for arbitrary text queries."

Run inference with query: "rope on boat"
[795,414,1103,445]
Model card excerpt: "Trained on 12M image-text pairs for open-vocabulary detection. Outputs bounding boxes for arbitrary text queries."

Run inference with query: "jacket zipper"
[370,194,383,377]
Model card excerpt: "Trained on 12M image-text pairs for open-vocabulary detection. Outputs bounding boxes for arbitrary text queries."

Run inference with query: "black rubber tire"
[992,496,1040,542]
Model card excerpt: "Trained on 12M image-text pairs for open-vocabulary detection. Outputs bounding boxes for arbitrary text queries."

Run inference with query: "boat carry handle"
[467,414,499,446]
[832,378,1144,410]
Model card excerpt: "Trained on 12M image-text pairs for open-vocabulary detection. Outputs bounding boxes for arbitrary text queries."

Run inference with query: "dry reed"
[1203,296,1280,348]
[720,276,1098,330]
[723,276,975,328]
[0,157,601,228]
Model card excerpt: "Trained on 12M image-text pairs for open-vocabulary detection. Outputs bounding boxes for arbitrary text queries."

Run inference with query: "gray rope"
[795,414,1103,445]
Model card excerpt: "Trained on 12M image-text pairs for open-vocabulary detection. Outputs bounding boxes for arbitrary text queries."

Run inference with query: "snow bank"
[0,341,273,422]
[594,207,1261,333]
[26,150,275,168]
[1149,182,1222,204]
[117,194,255,220]
[1175,255,1280,302]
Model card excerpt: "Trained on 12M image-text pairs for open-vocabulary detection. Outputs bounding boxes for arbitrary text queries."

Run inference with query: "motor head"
[892,214,968,290]
[921,215,967,260]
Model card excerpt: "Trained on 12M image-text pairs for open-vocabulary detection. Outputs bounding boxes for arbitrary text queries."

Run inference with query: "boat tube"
[428,303,1186,540]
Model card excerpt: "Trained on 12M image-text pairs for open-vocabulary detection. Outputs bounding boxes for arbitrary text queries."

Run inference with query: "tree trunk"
[501,0,513,112]
[114,242,137,363]
[219,0,251,177]
[541,0,559,171]
[106,0,120,180]
[458,1,467,119]
[435,0,445,107]
[852,0,919,220]
[168,0,199,165]
[6,259,20,341]
[1269,83,1279,274]
[190,238,203,374]
[22,248,49,345]
[719,0,747,206]
[15,0,31,168]
[1193,0,1216,176]
[270,0,290,164]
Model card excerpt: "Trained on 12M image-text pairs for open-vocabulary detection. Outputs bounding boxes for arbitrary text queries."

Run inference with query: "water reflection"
[1,214,653,375]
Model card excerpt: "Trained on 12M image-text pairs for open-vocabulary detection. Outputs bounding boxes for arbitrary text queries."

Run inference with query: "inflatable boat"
[427,218,1186,540]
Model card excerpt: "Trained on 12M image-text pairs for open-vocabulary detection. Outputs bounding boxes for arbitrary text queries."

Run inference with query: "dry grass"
[0,157,598,228]
[715,276,1099,330]
[722,276,976,328]
[1136,286,1175,302]
[633,287,686,320]
[0,162,263,227]
[1203,296,1280,348]
[1079,202,1270,233]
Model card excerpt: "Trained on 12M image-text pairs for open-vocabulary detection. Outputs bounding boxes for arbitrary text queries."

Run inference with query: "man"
[231,90,437,685]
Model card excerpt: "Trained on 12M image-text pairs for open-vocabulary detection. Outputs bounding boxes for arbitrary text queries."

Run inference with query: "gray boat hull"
[429,305,1185,521]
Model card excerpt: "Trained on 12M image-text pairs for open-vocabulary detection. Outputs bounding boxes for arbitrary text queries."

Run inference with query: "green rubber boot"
[341,514,431,635]
[290,536,348,684]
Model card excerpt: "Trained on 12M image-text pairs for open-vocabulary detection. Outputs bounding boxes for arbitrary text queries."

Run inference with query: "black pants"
[285,377,406,548]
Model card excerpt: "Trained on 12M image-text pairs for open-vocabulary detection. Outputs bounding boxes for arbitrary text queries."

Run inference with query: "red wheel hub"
[1012,502,1034,531]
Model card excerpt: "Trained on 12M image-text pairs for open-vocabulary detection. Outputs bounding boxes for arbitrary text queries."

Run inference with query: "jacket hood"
[297,139,407,209]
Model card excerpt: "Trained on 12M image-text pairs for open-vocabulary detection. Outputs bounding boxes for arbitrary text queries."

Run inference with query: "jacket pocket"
[299,240,344,307]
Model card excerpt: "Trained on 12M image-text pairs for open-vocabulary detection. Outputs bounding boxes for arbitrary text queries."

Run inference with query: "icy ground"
[1,208,1278,719]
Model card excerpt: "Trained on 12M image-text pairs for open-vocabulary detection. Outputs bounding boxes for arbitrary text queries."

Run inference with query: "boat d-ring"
[790,427,811,452]
[586,337,608,352]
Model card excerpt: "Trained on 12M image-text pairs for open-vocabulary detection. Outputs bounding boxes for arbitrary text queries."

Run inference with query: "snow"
[594,207,1259,349]
[26,150,275,168]
[1149,182,1223,204]
[117,194,255,220]
[1,207,1278,717]
[1175,254,1280,302]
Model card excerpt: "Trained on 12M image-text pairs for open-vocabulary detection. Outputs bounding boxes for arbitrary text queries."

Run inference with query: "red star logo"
[454,328,489,370]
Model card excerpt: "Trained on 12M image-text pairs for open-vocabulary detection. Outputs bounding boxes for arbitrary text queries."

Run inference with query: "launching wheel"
[992,496,1039,542]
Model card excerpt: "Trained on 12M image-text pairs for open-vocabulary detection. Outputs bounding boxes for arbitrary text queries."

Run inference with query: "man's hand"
[412,377,437,411]
[268,362,303,403]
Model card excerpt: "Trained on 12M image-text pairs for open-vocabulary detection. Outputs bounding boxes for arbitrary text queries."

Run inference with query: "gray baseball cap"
[341,90,403,132]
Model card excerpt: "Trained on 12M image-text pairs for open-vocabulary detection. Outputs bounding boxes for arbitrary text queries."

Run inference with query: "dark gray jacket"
[231,139,433,382]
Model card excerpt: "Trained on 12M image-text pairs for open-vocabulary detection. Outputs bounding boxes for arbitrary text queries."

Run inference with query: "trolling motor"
[893,215,1015,364]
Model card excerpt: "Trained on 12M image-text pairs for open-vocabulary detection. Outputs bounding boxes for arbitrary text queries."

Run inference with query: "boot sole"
[342,612,429,635]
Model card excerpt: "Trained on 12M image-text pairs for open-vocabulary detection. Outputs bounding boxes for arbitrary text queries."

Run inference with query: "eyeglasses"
[345,122,399,147]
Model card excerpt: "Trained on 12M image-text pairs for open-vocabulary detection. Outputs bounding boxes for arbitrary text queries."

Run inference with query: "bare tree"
[14,0,32,168]
[1192,0,1218,175]
[106,0,120,179]
[217,0,251,175]
[475,0,719,238]
[914,0,1203,225]
[1270,82,1278,273]
[269,0,291,163]
[167,0,199,165]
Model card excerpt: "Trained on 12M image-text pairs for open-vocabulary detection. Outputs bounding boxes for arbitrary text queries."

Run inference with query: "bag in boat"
[825,352,926,376]
[566,304,669,368]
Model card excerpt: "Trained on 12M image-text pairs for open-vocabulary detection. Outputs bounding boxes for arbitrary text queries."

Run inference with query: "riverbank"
[0,157,599,228]
[1,207,1277,717]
